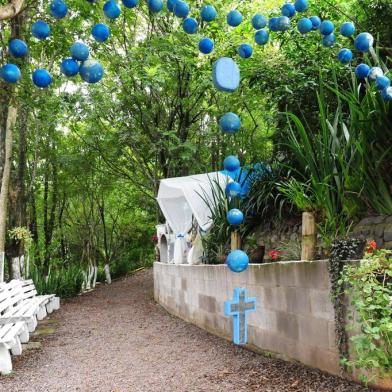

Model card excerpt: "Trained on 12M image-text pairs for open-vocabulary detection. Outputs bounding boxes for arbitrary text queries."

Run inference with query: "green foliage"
[30,263,84,298]
[340,250,392,381]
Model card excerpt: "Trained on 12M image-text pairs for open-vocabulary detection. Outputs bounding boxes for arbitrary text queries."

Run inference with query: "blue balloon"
[268,17,279,32]
[227,10,242,27]
[254,29,269,45]
[225,181,241,198]
[355,63,370,79]
[294,0,308,12]
[79,60,104,83]
[92,23,110,42]
[167,0,177,12]
[9,39,28,58]
[322,33,336,47]
[340,22,355,37]
[226,250,249,273]
[381,87,392,101]
[60,58,79,76]
[223,155,240,172]
[123,0,138,7]
[281,3,295,18]
[148,0,163,12]
[212,57,240,93]
[369,67,383,81]
[237,43,253,58]
[297,18,312,34]
[319,20,334,35]
[354,32,374,52]
[0,64,21,83]
[32,21,51,40]
[252,14,267,29]
[201,5,217,22]
[198,37,214,54]
[70,42,89,61]
[376,76,390,91]
[173,1,189,18]
[309,16,321,30]
[277,16,290,31]
[103,0,121,19]
[182,17,198,34]
[227,209,244,226]
[338,48,353,64]
[32,69,52,88]
[50,0,68,19]
[219,112,241,134]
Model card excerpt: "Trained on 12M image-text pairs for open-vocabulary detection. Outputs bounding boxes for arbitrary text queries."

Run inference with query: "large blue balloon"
[0,64,21,83]
[148,0,163,12]
[182,17,198,34]
[167,0,177,12]
[173,1,189,18]
[355,63,370,79]
[32,21,51,40]
[254,29,269,45]
[294,0,308,12]
[212,57,240,93]
[200,5,217,22]
[227,10,242,27]
[376,76,390,91]
[237,44,253,59]
[309,16,321,30]
[92,23,110,42]
[281,3,295,18]
[268,17,279,32]
[32,69,52,88]
[322,33,336,47]
[354,32,374,52]
[225,181,241,198]
[340,22,355,37]
[226,250,249,273]
[123,0,138,7]
[227,209,244,226]
[369,67,383,81]
[277,16,290,31]
[219,112,240,134]
[60,58,79,76]
[223,155,240,172]
[338,48,353,64]
[79,60,104,83]
[70,42,89,61]
[381,87,392,101]
[50,0,68,19]
[9,39,28,58]
[199,38,214,54]
[319,20,334,35]
[103,0,121,19]
[252,14,267,29]
[297,17,312,34]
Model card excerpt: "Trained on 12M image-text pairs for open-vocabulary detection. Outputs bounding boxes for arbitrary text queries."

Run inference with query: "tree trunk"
[0,0,25,21]
[104,263,111,284]
[301,211,317,261]
[10,257,21,280]
[0,104,17,282]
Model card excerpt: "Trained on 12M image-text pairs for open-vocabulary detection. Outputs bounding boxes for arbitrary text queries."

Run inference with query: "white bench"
[0,280,60,375]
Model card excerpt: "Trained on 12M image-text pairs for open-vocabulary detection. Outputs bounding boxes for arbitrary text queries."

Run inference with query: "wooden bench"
[0,280,60,375]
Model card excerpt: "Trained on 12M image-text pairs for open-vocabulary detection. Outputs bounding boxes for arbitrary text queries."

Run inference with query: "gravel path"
[0,269,374,392]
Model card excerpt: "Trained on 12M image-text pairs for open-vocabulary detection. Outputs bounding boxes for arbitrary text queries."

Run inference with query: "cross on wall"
[224,288,256,345]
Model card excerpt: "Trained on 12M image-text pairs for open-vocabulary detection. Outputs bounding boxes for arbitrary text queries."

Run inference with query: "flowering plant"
[365,240,377,254]
[151,234,158,242]
[268,249,282,261]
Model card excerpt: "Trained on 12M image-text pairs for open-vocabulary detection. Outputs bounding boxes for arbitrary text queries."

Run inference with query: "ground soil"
[0,269,375,392]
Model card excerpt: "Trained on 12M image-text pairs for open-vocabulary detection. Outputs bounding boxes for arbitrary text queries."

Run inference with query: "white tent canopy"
[157,171,230,234]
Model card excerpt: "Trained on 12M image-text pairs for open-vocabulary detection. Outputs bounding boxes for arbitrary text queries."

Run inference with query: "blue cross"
[224,288,256,345]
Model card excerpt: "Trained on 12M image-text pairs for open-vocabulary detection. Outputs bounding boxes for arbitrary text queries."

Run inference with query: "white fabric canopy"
[157,171,230,234]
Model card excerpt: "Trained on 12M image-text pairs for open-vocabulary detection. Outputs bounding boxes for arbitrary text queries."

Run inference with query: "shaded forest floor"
[0,269,374,392]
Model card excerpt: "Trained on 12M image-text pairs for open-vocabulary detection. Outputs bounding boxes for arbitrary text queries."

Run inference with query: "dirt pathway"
[0,269,373,392]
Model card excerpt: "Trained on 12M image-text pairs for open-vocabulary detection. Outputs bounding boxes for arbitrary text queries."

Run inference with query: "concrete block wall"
[154,261,340,375]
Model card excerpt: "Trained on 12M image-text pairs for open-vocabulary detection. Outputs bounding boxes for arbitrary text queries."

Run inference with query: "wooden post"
[301,211,316,261]
[231,230,241,250]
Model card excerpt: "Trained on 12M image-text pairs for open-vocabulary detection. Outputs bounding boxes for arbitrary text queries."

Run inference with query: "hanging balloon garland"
[0,0,391,277]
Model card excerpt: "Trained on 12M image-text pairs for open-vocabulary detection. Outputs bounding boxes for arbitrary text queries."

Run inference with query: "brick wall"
[154,261,340,375]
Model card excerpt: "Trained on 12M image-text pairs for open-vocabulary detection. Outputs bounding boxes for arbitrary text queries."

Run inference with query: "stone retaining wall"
[154,260,340,375]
